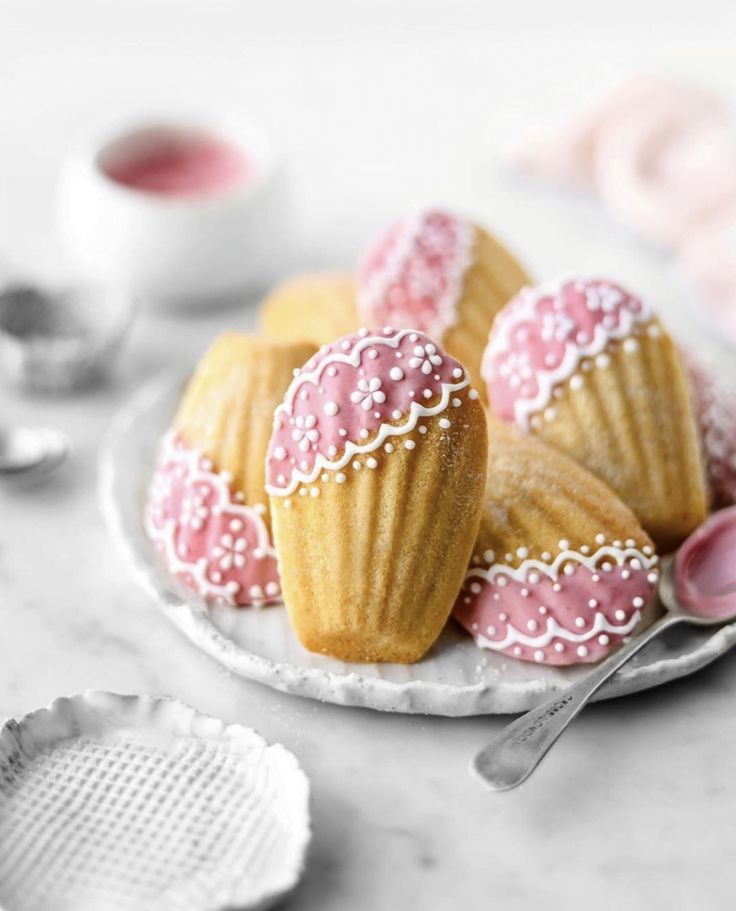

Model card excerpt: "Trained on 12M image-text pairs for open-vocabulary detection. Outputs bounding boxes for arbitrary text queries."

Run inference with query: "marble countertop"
[2,2,736,908]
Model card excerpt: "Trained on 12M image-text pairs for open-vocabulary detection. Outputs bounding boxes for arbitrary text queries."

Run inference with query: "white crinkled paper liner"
[0,691,310,911]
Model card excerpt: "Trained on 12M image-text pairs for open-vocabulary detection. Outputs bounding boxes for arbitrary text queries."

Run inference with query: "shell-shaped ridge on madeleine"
[482,275,654,428]
[356,210,476,339]
[266,327,476,496]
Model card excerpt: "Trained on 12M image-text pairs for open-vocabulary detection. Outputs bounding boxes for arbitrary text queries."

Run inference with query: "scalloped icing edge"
[267,328,472,496]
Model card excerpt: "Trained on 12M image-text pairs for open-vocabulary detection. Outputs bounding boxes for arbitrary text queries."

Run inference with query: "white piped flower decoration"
[292,414,320,452]
[351,377,386,411]
[409,343,443,375]
[180,490,210,531]
[212,533,247,570]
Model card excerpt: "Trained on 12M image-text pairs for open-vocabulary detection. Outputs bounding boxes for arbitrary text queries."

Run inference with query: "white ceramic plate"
[99,374,736,716]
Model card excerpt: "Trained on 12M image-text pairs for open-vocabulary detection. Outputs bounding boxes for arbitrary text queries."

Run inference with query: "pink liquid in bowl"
[675,506,736,619]
[100,126,254,197]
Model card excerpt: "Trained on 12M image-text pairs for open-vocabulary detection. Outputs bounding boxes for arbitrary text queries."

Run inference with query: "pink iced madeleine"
[146,432,280,606]
[687,355,736,509]
[454,542,658,666]
[356,210,476,339]
[482,276,654,429]
[266,327,474,497]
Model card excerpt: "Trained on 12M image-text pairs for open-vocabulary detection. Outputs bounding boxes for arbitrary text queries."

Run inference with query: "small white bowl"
[56,113,291,311]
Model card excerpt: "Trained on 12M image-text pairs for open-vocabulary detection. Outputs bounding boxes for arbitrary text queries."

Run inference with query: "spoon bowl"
[0,426,70,479]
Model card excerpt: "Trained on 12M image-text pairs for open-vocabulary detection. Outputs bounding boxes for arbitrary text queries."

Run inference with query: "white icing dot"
[486,624,496,635]
[528,572,540,584]
[339,428,348,437]
[405,440,416,450]
[469,389,479,400]
[647,572,658,583]
[588,599,598,608]
[623,338,638,353]
[274,447,287,460]
[439,418,451,430]
[310,487,320,498]
[277,474,286,485]
[552,582,562,592]
[505,553,513,563]
[534,650,545,662]
[324,402,339,416]
[299,488,308,496]
[368,349,379,359]
[496,576,508,588]
[328,445,338,457]
[516,547,528,559]
[322,473,329,482]
[513,646,523,656]
[353,461,361,470]
[544,407,557,422]
[335,473,346,484]
[520,588,529,597]
[577,645,589,658]
[471,622,479,631]
[360,428,370,439]
[392,410,402,420]
[554,642,565,653]
[423,389,432,399]
[390,367,404,381]
[595,353,611,368]
[470,582,482,594]
[621,569,631,579]
[630,558,642,570]
[598,634,610,646]
[499,613,508,621]
[602,562,613,572]
[615,609,626,621]
[452,367,463,378]
[541,551,552,561]
[558,539,569,550]
[327,366,338,377]
[595,533,606,544]
[284,499,292,510]
[632,597,644,608]
[569,374,584,391]
[575,617,586,628]
[452,398,461,407]
[613,539,623,548]
[643,545,653,556]
[483,550,495,563]
[385,443,395,453]
[564,564,575,576]
[580,545,590,554]
[230,519,243,532]
[366,457,378,469]
[418,425,428,434]
[538,605,548,614]
[625,538,636,547]
[527,619,538,631]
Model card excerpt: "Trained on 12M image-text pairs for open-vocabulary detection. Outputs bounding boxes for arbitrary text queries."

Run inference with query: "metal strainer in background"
[0,692,310,911]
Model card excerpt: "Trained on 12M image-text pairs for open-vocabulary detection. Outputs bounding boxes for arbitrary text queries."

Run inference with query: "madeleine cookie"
[260,272,359,347]
[145,333,316,606]
[266,327,487,663]
[483,276,708,551]
[454,420,659,665]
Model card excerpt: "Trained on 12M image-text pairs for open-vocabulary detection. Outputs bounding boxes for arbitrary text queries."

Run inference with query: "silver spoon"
[0,425,70,479]
[473,509,736,791]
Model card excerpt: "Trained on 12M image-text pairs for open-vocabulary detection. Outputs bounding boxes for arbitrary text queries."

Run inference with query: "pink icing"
[102,128,253,197]
[145,432,280,606]
[453,543,658,666]
[675,507,736,619]
[356,210,475,339]
[482,277,653,428]
[266,328,471,496]
[687,356,736,509]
